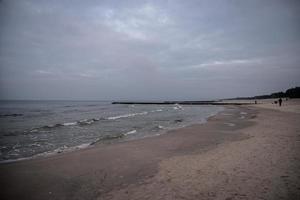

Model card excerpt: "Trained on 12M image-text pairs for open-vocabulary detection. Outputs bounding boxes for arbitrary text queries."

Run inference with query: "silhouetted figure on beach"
[278,98,282,106]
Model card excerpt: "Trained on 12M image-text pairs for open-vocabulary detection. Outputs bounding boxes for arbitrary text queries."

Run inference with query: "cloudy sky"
[0,0,299,100]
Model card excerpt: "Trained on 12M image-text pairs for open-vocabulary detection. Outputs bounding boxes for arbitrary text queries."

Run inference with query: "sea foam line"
[107,111,148,120]
[124,130,137,135]
[27,109,163,134]
[0,143,92,164]
[27,118,102,133]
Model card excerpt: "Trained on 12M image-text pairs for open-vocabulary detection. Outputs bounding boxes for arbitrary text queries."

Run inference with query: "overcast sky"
[0,0,299,100]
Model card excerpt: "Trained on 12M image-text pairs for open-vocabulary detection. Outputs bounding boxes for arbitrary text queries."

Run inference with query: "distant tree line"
[229,87,300,100]
[285,87,300,98]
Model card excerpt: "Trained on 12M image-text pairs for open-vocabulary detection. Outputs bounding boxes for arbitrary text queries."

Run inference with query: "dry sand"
[0,102,299,200]
[222,98,300,114]
[251,98,300,114]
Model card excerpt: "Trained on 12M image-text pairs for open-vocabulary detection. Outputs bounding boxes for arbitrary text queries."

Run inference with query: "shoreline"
[112,101,254,105]
[0,106,223,164]
[0,105,299,199]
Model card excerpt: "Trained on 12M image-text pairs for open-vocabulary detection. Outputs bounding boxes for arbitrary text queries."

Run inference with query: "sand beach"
[1,1,299,199]
[0,100,299,200]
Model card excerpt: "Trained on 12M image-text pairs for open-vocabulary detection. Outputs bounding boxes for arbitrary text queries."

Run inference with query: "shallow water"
[0,100,223,162]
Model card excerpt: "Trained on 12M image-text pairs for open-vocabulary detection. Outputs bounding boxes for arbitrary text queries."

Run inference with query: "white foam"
[30,143,41,147]
[0,142,93,164]
[240,112,247,115]
[39,143,91,157]
[107,111,148,120]
[0,157,30,164]
[158,125,164,129]
[0,146,8,150]
[107,114,134,120]
[7,152,20,157]
[173,104,184,110]
[63,122,77,126]
[43,124,56,128]
[74,143,91,149]
[79,119,94,125]
[151,109,163,113]
[125,130,137,135]
[53,145,68,153]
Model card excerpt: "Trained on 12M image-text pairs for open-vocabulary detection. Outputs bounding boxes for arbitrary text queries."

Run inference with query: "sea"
[0,100,223,162]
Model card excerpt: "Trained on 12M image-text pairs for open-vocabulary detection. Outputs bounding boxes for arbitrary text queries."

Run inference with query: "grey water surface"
[0,100,223,162]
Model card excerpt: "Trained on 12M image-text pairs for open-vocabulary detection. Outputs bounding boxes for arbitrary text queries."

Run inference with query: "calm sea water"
[0,100,223,162]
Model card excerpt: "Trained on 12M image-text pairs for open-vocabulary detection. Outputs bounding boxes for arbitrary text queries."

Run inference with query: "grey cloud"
[0,0,300,100]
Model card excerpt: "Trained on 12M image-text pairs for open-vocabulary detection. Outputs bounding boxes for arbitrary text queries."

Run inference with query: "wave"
[23,109,163,134]
[173,104,184,110]
[107,111,148,120]
[51,143,91,154]
[151,125,165,132]
[87,104,98,107]
[0,113,23,118]
[78,118,99,125]
[26,118,104,133]
[25,110,158,134]
[174,119,183,123]
[62,122,78,126]
[62,118,102,126]
[3,131,20,136]
[90,134,125,145]
[124,130,137,135]
[0,143,92,164]
[41,123,64,129]
[156,125,165,129]
[150,109,163,113]
[2,128,138,163]
[90,129,139,146]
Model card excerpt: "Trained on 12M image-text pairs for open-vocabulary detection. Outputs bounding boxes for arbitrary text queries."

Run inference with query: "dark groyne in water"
[112,101,253,105]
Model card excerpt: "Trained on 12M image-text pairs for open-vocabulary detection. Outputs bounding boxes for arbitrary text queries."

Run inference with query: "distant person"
[255,100,257,104]
[278,98,282,107]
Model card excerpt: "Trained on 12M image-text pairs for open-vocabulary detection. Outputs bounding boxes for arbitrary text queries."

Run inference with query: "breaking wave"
[107,111,148,120]
[173,104,184,110]
[0,113,23,118]
[124,130,137,135]
[25,109,166,134]
[27,118,103,133]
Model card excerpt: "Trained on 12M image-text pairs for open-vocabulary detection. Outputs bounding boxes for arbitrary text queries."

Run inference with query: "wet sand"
[0,104,299,200]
